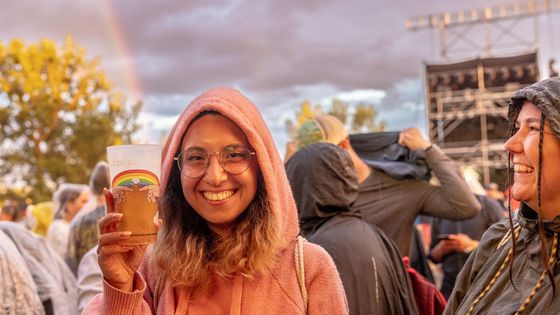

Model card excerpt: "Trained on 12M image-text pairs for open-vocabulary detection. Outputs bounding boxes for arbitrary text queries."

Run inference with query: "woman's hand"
[97,188,148,292]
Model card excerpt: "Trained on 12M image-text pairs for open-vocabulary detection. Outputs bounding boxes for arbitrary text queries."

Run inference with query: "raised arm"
[399,128,480,220]
[82,189,153,315]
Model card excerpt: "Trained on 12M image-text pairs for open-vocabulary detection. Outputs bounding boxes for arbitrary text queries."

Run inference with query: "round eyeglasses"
[174,145,256,178]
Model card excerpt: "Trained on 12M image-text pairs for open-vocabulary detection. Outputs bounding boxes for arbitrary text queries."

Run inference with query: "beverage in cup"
[107,144,162,245]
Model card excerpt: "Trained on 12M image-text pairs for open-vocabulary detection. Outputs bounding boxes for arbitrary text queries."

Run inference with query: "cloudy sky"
[1,0,559,156]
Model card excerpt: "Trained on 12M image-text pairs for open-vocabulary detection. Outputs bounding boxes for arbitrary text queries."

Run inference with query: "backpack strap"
[295,235,308,313]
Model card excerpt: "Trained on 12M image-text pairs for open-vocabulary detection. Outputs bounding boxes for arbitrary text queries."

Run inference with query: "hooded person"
[0,228,44,315]
[0,221,78,315]
[444,77,560,314]
[84,87,347,314]
[286,142,418,315]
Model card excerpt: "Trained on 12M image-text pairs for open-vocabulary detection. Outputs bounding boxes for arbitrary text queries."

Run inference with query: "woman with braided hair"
[444,77,560,314]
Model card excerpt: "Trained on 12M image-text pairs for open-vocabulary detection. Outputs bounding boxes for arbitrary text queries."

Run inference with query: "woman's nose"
[203,156,228,186]
[504,131,522,154]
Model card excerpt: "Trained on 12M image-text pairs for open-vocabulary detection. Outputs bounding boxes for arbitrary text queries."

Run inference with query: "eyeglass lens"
[178,145,253,177]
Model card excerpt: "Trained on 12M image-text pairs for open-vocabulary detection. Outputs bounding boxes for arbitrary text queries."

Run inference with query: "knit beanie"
[296,114,348,149]
[510,77,560,140]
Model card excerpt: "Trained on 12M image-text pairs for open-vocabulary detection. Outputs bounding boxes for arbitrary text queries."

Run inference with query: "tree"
[284,100,322,139]
[0,36,141,202]
[349,103,386,133]
[328,99,348,125]
[285,99,386,140]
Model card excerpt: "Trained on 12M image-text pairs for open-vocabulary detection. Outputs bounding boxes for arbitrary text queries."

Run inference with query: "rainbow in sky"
[100,0,143,101]
[112,169,160,188]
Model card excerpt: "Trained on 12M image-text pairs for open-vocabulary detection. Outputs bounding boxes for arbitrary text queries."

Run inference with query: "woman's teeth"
[513,164,534,173]
[203,190,234,201]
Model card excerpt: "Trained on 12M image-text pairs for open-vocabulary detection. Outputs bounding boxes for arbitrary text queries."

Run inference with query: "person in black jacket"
[286,143,418,315]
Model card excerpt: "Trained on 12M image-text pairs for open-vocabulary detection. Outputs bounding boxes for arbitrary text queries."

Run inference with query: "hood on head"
[161,87,299,247]
[510,77,560,140]
[285,143,359,235]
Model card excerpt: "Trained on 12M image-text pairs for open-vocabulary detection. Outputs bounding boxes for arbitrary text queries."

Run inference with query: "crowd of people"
[1,77,559,314]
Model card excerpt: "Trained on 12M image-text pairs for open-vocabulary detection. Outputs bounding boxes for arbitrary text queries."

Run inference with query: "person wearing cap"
[295,114,481,257]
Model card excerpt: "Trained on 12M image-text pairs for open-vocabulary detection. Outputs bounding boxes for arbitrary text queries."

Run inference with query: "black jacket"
[286,143,418,315]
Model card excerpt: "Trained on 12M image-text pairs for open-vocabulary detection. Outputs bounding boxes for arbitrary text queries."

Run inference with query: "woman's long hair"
[151,114,280,289]
[507,104,556,295]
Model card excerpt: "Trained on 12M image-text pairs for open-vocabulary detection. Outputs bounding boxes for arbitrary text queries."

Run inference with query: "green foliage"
[285,98,386,140]
[329,99,348,125]
[0,36,141,202]
[350,104,386,133]
[285,100,322,139]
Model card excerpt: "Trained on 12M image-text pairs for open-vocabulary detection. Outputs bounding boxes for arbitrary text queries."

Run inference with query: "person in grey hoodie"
[445,77,560,314]
[286,143,418,315]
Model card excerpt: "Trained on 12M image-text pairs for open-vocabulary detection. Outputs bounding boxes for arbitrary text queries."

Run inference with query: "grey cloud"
[2,0,559,144]
[376,78,427,131]
[143,93,197,116]
[119,0,448,99]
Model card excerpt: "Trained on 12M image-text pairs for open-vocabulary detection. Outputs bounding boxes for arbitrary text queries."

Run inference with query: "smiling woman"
[444,77,560,315]
[84,87,348,314]
[505,102,560,219]
[178,113,259,237]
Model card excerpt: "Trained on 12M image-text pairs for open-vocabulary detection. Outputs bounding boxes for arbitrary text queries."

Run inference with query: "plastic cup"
[107,144,162,245]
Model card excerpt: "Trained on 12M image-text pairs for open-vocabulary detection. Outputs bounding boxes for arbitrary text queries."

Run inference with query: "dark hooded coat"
[286,143,418,315]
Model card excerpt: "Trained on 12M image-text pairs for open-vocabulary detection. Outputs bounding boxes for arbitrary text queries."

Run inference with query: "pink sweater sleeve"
[82,272,153,315]
[304,243,349,315]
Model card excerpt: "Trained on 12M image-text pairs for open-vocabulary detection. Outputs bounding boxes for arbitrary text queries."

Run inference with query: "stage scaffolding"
[424,52,539,184]
[405,0,560,185]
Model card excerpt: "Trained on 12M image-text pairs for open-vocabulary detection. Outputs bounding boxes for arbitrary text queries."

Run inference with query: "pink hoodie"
[84,88,348,314]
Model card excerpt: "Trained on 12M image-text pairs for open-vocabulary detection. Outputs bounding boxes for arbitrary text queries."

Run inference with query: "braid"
[507,106,521,291]
[506,152,518,291]
[536,113,556,299]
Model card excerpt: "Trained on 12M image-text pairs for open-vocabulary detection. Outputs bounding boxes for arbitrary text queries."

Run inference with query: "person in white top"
[46,184,89,259]
[77,245,102,314]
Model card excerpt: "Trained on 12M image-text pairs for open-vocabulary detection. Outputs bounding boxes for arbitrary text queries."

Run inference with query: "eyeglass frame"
[173,145,256,178]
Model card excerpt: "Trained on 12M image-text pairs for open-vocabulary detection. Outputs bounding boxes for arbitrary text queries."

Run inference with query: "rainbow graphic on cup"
[112,169,160,188]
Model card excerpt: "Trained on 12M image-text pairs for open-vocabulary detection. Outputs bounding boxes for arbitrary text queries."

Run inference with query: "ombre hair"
[151,111,280,289]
